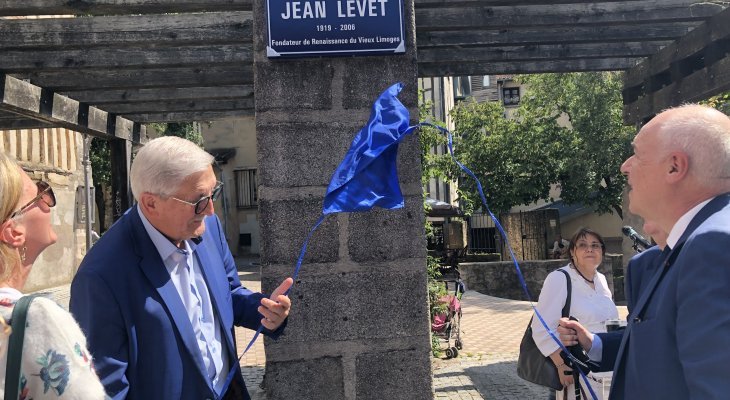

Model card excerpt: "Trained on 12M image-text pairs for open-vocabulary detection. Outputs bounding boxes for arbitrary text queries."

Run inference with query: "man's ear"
[0,219,26,249]
[666,151,689,183]
[138,192,160,217]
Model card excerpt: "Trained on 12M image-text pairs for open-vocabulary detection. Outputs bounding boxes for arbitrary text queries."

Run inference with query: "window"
[234,169,257,208]
[502,87,520,106]
[453,76,472,101]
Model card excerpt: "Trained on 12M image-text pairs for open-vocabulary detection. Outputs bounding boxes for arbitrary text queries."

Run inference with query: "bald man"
[560,105,730,399]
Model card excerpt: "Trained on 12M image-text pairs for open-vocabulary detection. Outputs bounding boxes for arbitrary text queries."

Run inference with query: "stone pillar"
[253,1,431,399]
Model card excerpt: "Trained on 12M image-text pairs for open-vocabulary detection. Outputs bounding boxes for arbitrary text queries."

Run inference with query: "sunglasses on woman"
[10,181,57,219]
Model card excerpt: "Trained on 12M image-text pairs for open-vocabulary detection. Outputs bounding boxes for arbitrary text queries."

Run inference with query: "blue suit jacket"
[70,207,279,400]
[624,245,663,313]
[599,193,730,399]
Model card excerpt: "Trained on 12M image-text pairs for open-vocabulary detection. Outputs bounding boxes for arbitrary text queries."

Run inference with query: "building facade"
[201,117,259,256]
[1,130,87,291]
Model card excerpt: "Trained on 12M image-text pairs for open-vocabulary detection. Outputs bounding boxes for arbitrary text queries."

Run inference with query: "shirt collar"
[666,197,713,249]
[137,206,199,261]
[0,287,23,302]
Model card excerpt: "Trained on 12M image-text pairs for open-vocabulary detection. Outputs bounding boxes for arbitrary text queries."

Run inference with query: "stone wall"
[253,0,431,398]
[1,129,86,291]
[460,257,617,301]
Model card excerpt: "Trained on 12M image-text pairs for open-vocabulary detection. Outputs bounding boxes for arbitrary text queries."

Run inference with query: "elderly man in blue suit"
[559,104,730,399]
[70,136,293,400]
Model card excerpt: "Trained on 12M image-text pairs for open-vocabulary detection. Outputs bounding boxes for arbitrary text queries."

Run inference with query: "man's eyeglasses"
[10,181,56,219]
[170,181,223,214]
[576,242,603,251]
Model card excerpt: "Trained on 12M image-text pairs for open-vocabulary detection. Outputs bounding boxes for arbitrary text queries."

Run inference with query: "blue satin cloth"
[245,83,598,398]
[323,82,415,214]
[242,83,415,363]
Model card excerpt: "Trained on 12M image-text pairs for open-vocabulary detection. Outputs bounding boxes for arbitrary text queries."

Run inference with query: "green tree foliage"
[450,99,571,216]
[89,138,111,231]
[702,92,730,115]
[423,72,633,218]
[90,138,111,188]
[148,122,204,146]
[517,72,634,218]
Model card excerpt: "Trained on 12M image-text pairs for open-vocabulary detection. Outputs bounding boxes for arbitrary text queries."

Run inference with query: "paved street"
[39,259,627,399]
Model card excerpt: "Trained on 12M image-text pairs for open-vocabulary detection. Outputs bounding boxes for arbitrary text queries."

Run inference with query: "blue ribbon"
[225,84,597,400]
[420,122,598,400]
[219,214,327,399]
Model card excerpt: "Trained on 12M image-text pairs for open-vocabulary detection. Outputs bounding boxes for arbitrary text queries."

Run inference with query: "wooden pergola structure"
[1,0,729,209]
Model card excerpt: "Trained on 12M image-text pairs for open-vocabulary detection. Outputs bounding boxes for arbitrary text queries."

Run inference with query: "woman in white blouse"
[532,228,618,400]
[0,152,107,399]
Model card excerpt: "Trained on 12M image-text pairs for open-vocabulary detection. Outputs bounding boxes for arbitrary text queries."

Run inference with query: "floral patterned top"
[0,288,108,399]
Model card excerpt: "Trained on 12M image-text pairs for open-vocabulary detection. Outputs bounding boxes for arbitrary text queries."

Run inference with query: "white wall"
[201,116,260,255]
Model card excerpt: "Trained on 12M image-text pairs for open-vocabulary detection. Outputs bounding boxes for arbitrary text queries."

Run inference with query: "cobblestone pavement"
[431,290,544,400]
[38,259,627,400]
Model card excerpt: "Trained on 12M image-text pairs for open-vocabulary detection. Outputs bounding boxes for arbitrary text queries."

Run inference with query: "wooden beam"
[625,7,730,88]
[415,1,726,30]
[0,119,54,129]
[415,0,643,6]
[624,55,730,124]
[0,12,252,50]
[103,98,254,115]
[0,74,144,141]
[15,66,253,91]
[0,44,252,72]
[124,109,255,123]
[418,58,640,77]
[416,22,699,48]
[622,7,730,123]
[417,42,667,63]
[60,85,253,105]
[0,0,252,16]
[0,111,53,129]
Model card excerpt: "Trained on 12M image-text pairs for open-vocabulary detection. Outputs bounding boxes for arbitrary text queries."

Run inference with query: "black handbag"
[516,269,571,391]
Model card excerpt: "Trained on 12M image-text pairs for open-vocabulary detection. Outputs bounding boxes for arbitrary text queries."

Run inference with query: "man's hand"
[258,277,293,331]
[558,317,594,352]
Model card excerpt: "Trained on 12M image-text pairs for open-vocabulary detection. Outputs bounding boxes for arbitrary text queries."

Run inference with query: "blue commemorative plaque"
[266,0,405,57]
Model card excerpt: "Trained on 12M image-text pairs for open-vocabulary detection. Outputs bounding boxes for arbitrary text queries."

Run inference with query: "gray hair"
[657,104,730,189]
[130,136,214,200]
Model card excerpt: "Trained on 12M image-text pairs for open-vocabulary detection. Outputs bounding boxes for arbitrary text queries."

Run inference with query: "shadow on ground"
[464,361,550,399]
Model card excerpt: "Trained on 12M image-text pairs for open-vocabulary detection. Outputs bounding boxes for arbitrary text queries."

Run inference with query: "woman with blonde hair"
[0,152,106,399]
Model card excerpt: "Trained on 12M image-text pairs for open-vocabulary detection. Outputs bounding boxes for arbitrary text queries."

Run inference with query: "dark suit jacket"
[624,245,662,312]
[70,206,281,400]
[599,193,730,399]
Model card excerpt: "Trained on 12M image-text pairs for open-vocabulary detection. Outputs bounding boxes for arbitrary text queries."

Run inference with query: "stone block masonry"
[253,0,431,398]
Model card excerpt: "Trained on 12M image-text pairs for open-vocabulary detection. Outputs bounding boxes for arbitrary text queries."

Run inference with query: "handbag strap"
[4,294,41,400]
[564,368,588,400]
[558,269,572,318]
